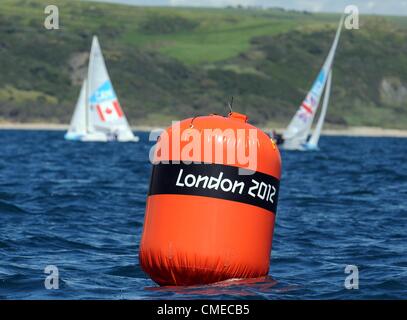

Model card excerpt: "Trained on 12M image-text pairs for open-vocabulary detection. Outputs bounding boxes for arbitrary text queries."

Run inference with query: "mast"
[85,77,89,133]
[308,69,332,147]
[86,36,96,134]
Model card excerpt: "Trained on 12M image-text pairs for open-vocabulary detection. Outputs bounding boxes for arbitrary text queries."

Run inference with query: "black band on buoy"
[148,162,280,214]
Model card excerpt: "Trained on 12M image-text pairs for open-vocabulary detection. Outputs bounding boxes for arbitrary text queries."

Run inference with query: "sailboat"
[65,36,139,142]
[280,16,344,151]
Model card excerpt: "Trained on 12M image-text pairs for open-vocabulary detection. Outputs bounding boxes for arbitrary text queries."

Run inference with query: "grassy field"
[0,0,406,128]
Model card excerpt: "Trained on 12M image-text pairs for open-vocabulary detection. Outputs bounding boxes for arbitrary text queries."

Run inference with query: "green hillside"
[1,0,407,128]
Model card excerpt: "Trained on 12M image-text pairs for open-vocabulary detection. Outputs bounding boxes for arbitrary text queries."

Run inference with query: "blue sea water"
[0,130,406,299]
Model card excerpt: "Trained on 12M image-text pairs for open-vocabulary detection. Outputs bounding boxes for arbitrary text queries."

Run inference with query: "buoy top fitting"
[228,112,248,123]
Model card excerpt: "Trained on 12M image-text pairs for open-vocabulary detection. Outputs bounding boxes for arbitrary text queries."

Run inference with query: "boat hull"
[117,136,140,142]
[302,143,320,151]
[65,131,139,142]
[64,132,85,141]
[278,140,319,151]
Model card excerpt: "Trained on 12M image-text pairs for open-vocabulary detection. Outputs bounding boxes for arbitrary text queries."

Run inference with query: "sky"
[90,0,407,16]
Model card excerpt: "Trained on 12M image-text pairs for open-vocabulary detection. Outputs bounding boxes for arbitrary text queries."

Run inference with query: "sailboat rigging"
[305,69,332,150]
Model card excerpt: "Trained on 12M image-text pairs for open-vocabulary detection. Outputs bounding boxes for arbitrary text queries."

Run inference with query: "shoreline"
[1,123,407,138]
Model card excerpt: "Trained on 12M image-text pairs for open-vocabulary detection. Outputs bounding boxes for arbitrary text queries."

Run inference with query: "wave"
[0,200,28,214]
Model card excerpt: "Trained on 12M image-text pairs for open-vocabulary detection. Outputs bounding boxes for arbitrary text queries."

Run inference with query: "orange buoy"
[139,112,281,286]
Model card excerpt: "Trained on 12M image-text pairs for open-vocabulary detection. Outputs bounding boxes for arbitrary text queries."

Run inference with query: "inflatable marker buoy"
[140,112,281,286]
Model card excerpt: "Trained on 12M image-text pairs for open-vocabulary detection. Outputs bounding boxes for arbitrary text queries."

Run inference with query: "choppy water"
[0,130,406,299]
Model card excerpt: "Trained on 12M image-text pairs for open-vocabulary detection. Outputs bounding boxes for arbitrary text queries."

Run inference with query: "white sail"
[306,69,332,149]
[65,80,87,140]
[282,16,344,150]
[87,36,138,142]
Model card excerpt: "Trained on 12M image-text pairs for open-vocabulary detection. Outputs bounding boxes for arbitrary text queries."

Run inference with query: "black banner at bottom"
[0,300,402,318]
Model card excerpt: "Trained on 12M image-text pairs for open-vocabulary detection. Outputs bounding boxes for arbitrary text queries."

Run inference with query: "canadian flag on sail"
[96,100,123,122]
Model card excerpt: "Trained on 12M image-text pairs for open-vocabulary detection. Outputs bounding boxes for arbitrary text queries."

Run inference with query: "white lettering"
[44,5,59,30]
[232,181,245,194]
[157,304,191,318]
[44,265,59,289]
[220,178,233,192]
[344,265,359,289]
[207,172,223,190]
[184,174,196,187]
[195,175,209,188]
[176,169,185,186]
